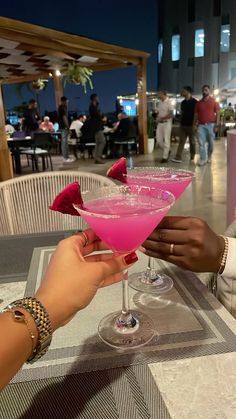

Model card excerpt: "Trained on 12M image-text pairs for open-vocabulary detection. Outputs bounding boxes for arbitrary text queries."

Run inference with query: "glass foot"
[98,309,156,349]
[129,270,174,294]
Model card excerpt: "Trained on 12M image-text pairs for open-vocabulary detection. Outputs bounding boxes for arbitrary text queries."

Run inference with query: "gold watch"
[3,297,52,363]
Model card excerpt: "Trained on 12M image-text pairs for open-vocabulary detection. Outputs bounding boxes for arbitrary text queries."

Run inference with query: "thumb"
[96,251,138,279]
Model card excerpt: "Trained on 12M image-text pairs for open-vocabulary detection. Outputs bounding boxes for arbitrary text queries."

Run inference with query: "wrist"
[34,291,65,331]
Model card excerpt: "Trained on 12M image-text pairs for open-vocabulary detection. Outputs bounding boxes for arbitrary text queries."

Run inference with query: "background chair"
[0,171,114,236]
[22,132,53,171]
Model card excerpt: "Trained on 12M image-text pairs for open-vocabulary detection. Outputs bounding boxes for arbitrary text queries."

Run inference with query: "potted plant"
[63,62,93,93]
[31,79,47,91]
[147,112,155,153]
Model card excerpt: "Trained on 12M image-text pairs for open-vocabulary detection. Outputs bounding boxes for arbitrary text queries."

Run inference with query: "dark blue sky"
[2,0,158,114]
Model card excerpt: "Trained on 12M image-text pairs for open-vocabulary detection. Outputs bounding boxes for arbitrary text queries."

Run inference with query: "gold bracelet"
[218,236,229,274]
[3,308,37,358]
[3,297,52,363]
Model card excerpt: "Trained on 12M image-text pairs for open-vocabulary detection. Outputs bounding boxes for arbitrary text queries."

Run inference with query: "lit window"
[158,40,163,63]
[220,24,230,52]
[171,35,180,61]
[195,29,205,57]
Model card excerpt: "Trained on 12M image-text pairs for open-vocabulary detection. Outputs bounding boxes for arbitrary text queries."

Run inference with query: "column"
[137,58,148,154]
[0,83,13,181]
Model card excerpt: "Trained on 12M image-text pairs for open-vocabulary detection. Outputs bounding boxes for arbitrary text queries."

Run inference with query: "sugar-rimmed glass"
[74,184,174,349]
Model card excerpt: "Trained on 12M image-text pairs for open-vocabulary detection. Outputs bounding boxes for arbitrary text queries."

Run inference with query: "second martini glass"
[125,167,194,294]
[74,184,174,349]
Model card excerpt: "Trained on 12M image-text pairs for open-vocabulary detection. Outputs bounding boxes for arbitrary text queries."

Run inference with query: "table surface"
[1,232,236,419]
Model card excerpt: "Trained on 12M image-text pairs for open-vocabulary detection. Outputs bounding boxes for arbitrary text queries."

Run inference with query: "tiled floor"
[18,137,227,234]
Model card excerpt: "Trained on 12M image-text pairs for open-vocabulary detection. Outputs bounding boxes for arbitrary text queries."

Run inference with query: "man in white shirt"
[142,216,236,317]
[70,114,86,139]
[155,90,173,163]
[69,114,86,159]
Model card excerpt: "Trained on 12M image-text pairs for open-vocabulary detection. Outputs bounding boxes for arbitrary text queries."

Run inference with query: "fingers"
[143,240,185,256]
[85,252,114,262]
[146,216,201,244]
[156,216,190,230]
[95,252,138,282]
[99,272,123,288]
[143,248,186,268]
[83,241,110,256]
[73,229,98,247]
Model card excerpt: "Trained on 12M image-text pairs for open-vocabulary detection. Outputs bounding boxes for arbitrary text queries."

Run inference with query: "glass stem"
[117,269,136,327]
[121,269,129,315]
[145,256,153,281]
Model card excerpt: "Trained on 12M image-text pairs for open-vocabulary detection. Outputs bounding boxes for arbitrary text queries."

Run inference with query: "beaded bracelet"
[218,236,229,274]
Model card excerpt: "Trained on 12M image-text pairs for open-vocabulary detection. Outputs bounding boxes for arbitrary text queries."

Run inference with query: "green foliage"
[63,62,93,93]
[147,113,154,138]
[15,79,48,98]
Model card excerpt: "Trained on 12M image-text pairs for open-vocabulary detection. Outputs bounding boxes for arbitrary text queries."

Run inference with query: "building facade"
[158,0,236,95]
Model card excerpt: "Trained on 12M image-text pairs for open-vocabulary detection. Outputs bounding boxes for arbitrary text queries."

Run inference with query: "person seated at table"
[110,112,137,156]
[39,116,54,131]
[0,229,138,390]
[80,116,97,159]
[142,216,236,316]
[11,123,25,138]
[5,119,15,137]
[112,112,137,140]
[69,114,86,159]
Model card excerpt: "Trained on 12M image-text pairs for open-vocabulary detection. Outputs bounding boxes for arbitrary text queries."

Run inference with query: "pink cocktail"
[126,168,193,199]
[75,185,174,349]
[124,168,194,294]
[81,195,170,253]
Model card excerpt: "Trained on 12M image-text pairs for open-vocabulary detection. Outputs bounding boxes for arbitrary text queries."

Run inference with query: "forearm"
[0,310,38,391]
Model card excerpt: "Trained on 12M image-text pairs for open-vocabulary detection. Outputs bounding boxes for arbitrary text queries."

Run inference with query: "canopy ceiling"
[0,16,149,84]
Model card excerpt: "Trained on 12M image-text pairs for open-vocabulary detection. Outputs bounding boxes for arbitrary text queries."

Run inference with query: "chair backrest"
[0,171,114,236]
[33,132,53,149]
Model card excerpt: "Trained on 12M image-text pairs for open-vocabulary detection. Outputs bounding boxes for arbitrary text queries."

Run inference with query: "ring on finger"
[170,243,175,255]
[81,231,89,247]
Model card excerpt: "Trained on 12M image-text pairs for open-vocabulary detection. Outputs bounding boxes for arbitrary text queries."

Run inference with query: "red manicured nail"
[124,252,138,265]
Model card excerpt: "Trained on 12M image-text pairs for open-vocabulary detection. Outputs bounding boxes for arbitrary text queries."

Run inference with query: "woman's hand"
[142,216,224,273]
[35,229,138,330]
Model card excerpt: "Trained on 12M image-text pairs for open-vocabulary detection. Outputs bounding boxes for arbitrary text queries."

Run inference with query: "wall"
[158,0,236,95]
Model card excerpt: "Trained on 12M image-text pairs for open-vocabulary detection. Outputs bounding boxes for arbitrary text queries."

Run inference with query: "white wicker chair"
[0,171,114,236]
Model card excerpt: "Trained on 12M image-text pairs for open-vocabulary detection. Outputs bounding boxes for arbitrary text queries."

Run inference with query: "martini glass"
[125,167,194,294]
[74,185,174,349]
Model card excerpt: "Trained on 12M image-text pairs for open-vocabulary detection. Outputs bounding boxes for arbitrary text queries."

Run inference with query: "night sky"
[1,0,158,115]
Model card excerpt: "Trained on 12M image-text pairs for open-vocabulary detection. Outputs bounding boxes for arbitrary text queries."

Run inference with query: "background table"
[1,232,236,418]
[7,138,33,174]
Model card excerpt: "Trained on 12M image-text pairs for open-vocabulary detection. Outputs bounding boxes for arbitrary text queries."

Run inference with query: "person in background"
[22,99,41,136]
[39,116,54,131]
[70,114,86,138]
[224,102,235,121]
[12,122,25,138]
[171,86,197,163]
[112,112,136,140]
[69,114,86,159]
[193,85,220,166]
[0,229,138,390]
[155,90,173,163]
[5,119,15,137]
[143,216,236,317]
[89,93,106,164]
[58,96,75,163]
